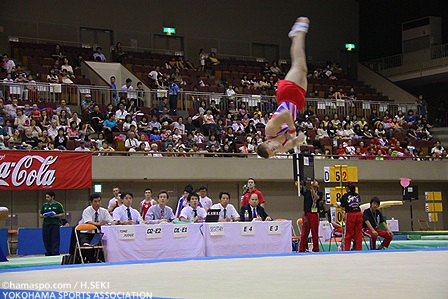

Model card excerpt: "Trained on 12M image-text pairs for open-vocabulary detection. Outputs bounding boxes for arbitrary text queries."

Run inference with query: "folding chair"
[362,230,382,250]
[418,218,430,231]
[73,223,105,264]
[328,226,343,251]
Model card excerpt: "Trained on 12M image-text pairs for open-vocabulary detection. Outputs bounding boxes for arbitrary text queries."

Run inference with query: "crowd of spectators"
[0,89,445,161]
[0,45,445,160]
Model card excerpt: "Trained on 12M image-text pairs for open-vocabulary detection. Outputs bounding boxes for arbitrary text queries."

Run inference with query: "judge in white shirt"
[179,193,207,222]
[112,192,142,225]
[80,193,114,226]
[211,192,240,222]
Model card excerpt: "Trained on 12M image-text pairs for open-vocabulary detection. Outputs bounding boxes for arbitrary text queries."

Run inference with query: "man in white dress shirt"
[211,192,240,222]
[145,191,175,224]
[179,193,207,223]
[112,192,142,225]
[81,193,114,227]
[197,186,213,211]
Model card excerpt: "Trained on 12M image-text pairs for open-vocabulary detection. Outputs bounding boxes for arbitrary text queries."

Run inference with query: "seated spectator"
[431,141,444,157]
[226,85,237,98]
[89,104,104,132]
[211,192,240,222]
[179,193,207,222]
[208,52,220,66]
[14,108,30,131]
[404,109,417,125]
[125,131,139,152]
[316,122,329,139]
[144,191,175,224]
[270,61,282,76]
[111,42,127,63]
[66,121,79,140]
[59,69,73,84]
[29,119,42,138]
[47,69,60,83]
[14,72,28,83]
[149,115,162,130]
[3,54,16,74]
[73,53,84,69]
[112,192,142,225]
[155,75,168,90]
[61,58,75,78]
[165,57,177,69]
[81,94,95,119]
[362,124,373,139]
[51,44,65,61]
[240,193,272,222]
[374,123,386,138]
[362,197,393,250]
[57,110,69,129]
[74,140,90,151]
[21,128,39,149]
[93,47,106,62]
[54,128,68,150]
[171,69,185,86]
[2,73,13,83]
[52,59,62,75]
[148,66,164,88]
[149,143,163,157]
[115,103,128,122]
[343,123,356,139]
[240,75,251,89]
[122,114,137,132]
[56,99,72,117]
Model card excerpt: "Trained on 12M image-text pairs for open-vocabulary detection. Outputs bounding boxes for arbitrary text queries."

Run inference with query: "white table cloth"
[102,223,205,262]
[203,221,292,257]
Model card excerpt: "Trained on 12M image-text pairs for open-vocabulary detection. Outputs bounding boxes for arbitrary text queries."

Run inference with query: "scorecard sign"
[0,151,92,190]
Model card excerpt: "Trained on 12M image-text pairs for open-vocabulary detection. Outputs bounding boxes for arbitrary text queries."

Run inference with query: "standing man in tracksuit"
[299,180,323,252]
[340,182,362,251]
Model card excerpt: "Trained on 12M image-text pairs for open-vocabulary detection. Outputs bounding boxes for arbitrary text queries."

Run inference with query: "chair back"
[76,223,98,231]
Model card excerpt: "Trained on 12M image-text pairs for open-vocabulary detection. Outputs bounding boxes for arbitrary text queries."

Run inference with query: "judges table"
[101,224,205,262]
[102,221,292,262]
[204,221,292,257]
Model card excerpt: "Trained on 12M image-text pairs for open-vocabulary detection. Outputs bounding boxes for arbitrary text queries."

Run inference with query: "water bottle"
[244,210,249,221]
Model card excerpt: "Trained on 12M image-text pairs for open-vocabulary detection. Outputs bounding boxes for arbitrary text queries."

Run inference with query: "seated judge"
[240,193,272,222]
[144,191,175,224]
[81,193,114,227]
[112,192,142,225]
[211,192,240,222]
[362,197,393,250]
[179,193,207,222]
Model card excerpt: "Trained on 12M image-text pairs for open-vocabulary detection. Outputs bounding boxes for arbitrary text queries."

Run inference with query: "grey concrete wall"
[1,157,447,232]
[358,63,418,103]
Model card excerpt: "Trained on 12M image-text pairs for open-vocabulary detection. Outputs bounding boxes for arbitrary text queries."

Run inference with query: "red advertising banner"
[0,151,92,190]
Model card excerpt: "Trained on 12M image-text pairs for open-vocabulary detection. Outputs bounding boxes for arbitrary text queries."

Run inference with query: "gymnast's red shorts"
[276,80,306,112]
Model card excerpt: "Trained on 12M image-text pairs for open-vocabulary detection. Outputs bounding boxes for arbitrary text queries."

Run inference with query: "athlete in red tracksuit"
[340,182,362,251]
[299,180,323,252]
[362,197,394,250]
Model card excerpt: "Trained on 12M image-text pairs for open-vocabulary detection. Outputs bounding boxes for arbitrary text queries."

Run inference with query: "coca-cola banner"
[0,151,92,190]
